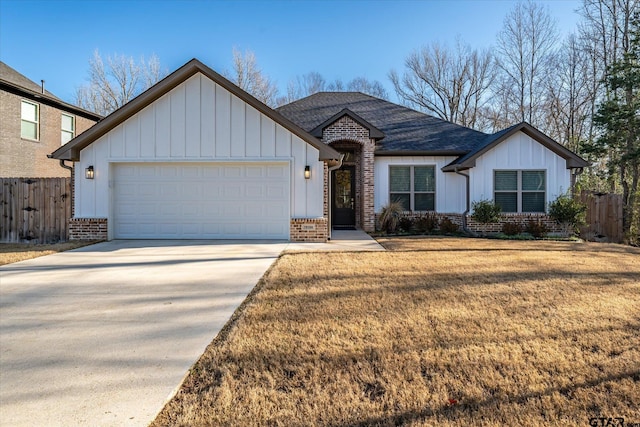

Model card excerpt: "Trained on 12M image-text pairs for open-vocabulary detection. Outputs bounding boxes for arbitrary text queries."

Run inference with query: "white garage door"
[113,162,290,239]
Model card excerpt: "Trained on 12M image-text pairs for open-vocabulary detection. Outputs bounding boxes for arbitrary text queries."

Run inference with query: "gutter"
[326,154,345,241]
[454,166,473,235]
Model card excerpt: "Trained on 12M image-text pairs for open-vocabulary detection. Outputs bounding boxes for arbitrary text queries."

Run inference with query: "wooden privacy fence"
[579,190,624,243]
[1,178,72,243]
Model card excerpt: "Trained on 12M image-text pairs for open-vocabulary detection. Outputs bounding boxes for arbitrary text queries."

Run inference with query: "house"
[50,59,587,242]
[0,62,102,178]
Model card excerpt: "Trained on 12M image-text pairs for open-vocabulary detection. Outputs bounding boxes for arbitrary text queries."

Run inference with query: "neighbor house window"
[494,170,546,213]
[21,100,39,140]
[389,165,435,211]
[61,114,75,144]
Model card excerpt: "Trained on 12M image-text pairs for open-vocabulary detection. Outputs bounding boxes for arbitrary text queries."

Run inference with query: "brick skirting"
[290,218,328,242]
[69,218,107,241]
[376,212,563,234]
[466,213,562,233]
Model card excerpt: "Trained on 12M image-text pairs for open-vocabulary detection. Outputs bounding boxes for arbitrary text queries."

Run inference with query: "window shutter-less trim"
[21,100,39,140]
[494,170,545,213]
[389,165,435,211]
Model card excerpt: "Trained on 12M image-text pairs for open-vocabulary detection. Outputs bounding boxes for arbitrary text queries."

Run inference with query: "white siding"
[374,156,465,213]
[469,131,571,208]
[75,73,323,222]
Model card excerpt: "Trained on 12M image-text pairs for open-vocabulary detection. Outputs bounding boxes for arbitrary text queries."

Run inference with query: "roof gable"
[442,122,589,171]
[309,108,384,139]
[51,59,339,161]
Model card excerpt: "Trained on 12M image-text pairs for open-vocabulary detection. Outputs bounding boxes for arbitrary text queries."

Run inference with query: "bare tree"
[543,34,596,151]
[226,47,279,107]
[389,39,495,128]
[277,72,327,105]
[495,1,558,127]
[346,77,389,99]
[75,50,166,115]
[326,78,345,91]
[276,73,389,106]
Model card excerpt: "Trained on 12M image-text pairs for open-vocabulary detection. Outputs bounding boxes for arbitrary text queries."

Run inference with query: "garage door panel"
[245,166,265,178]
[223,166,242,178]
[267,184,287,199]
[114,163,289,239]
[245,185,264,198]
[160,166,178,177]
[202,167,220,178]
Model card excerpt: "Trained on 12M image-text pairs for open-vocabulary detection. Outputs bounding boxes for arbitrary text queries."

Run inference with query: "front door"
[332,166,356,229]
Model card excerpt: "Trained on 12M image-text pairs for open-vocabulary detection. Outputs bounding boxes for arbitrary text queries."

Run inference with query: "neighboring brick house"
[0,62,101,177]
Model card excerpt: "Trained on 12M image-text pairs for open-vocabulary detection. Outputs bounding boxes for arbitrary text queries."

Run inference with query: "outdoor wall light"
[85,165,94,179]
[304,165,311,179]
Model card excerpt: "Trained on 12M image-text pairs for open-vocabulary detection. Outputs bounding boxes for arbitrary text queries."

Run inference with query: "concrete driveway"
[0,240,288,427]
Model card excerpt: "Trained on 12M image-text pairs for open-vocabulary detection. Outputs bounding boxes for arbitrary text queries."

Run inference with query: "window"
[494,170,546,213]
[61,114,75,144]
[21,100,39,140]
[390,165,435,211]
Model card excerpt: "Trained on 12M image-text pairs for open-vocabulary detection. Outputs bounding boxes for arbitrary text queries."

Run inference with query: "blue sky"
[1,0,582,104]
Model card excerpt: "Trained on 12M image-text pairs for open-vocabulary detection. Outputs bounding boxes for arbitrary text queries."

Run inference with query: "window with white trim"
[389,165,435,211]
[61,114,75,144]
[21,100,39,140]
[494,170,546,213]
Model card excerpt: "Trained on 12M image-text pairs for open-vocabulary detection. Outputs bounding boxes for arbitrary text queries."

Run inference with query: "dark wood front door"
[332,166,356,228]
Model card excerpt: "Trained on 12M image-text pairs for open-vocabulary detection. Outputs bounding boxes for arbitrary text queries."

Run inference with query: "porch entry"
[332,166,356,229]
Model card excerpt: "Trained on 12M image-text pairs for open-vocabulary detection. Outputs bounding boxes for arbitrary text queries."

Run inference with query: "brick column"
[362,138,375,232]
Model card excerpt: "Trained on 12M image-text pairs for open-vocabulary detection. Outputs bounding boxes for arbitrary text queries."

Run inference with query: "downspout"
[454,166,473,235]
[58,159,73,173]
[326,154,345,240]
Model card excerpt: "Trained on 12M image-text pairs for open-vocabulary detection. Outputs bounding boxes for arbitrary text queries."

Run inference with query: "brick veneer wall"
[69,218,107,240]
[376,211,562,234]
[290,218,328,242]
[361,139,375,232]
[322,116,376,232]
[323,162,329,218]
[466,213,562,233]
[376,212,465,230]
[322,116,370,144]
[0,90,97,177]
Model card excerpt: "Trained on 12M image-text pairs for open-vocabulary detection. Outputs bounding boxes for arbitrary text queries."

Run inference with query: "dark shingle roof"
[0,61,59,98]
[276,92,488,154]
[0,61,102,121]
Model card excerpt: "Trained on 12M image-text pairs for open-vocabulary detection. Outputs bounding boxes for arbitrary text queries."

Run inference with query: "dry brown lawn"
[153,237,640,427]
[0,241,98,266]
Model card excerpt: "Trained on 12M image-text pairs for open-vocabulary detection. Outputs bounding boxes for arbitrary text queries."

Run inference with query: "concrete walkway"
[0,231,383,427]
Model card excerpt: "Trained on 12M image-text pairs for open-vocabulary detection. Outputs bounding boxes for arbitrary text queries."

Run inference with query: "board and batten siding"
[75,73,324,220]
[469,132,571,207]
[374,156,466,213]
